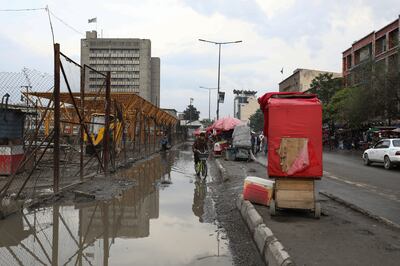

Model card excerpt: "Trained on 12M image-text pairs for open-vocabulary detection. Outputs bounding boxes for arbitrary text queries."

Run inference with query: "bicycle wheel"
[201,161,207,178]
[195,162,201,176]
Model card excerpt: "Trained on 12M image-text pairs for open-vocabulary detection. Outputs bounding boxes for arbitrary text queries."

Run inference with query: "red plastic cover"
[258,92,323,178]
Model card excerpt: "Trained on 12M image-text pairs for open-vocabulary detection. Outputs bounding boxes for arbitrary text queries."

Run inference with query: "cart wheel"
[314,202,321,219]
[269,199,276,216]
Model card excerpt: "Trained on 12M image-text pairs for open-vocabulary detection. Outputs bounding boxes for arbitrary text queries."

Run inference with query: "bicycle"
[195,151,209,178]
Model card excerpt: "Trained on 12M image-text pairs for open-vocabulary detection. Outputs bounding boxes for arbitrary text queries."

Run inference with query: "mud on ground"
[208,159,264,266]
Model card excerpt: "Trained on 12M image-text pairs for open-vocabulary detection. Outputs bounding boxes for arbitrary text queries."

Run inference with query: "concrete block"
[241,200,252,218]
[215,159,229,181]
[236,194,244,210]
[265,240,293,266]
[253,224,275,254]
[246,207,263,233]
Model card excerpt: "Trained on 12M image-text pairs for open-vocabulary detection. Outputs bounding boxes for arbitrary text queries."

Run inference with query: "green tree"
[349,57,400,126]
[329,86,366,127]
[308,73,343,125]
[249,109,264,132]
[183,105,200,121]
[308,73,343,104]
[200,118,213,127]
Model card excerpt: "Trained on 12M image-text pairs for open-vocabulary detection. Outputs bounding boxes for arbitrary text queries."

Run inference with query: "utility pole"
[199,39,242,119]
[189,98,194,122]
[199,86,217,121]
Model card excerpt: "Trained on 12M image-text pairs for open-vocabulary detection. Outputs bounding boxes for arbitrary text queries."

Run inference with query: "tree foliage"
[200,118,213,127]
[308,73,343,104]
[308,73,343,124]
[249,109,264,133]
[348,58,400,126]
[183,105,200,121]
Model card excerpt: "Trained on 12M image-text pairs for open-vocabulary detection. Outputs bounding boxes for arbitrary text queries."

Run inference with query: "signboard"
[218,91,225,103]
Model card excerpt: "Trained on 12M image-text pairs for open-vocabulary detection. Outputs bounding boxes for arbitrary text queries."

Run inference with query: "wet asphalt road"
[319,151,400,226]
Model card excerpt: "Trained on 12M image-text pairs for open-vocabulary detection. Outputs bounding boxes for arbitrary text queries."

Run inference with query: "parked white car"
[363,138,400,169]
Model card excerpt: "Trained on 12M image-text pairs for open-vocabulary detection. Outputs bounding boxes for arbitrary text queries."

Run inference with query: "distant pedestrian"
[262,136,268,155]
[255,134,261,154]
[251,132,256,154]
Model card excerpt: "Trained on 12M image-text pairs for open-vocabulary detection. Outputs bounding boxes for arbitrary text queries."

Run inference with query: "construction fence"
[0,43,181,205]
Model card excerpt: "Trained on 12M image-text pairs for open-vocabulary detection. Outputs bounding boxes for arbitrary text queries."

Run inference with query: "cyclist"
[192,132,208,168]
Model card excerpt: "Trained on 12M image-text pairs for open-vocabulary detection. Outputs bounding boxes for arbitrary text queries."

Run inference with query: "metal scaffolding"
[0,43,179,206]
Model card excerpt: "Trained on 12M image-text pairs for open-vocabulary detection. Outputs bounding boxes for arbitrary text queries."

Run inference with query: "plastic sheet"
[258,92,323,178]
[232,124,252,148]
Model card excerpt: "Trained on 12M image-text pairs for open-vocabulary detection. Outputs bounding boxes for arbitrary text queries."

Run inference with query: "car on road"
[363,138,400,169]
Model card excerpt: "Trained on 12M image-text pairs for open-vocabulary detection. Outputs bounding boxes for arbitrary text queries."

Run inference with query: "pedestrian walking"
[251,132,256,154]
[255,134,261,154]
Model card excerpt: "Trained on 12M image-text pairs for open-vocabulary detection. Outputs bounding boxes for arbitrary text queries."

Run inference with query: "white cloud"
[0,0,398,119]
[255,0,296,18]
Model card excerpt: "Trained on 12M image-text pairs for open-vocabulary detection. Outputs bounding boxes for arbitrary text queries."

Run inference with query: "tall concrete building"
[279,68,342,93]
[81,31,160,106]
[342,16,399,86]
[151,58,160,106]
[233,90,259,123]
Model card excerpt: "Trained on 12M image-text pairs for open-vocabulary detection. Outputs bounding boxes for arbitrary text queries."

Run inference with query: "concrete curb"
[237,195,295,266]
[215,158,229,182]
[320,191,400,230]
[216,158,295,265]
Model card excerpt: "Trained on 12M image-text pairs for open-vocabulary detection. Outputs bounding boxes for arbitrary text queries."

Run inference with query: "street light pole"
[199,39,242,120]
[199,86,217,121]
[217,44,221,120]
[189,97,194,122]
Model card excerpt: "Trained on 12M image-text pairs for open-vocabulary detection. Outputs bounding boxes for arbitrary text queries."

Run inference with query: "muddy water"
[0,145,232,265]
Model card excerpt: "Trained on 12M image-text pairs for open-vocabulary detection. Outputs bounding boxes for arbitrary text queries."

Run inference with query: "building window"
[355,44,372,65]
[347,55,352,69]
[389,29,399,49]
[375,36,387,55]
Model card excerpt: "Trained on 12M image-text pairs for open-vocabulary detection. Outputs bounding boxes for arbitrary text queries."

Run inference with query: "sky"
[0,0,399,119]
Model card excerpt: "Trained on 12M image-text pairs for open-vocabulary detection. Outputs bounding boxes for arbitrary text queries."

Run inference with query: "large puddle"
[0,145,232,265]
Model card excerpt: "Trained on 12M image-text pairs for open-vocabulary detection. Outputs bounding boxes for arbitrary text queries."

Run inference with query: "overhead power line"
[0,6,83,37]
[48,9,83,35]
[0,7,46,12]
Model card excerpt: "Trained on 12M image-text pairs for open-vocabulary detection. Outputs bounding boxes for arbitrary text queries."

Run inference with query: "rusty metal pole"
[132,111,138,159]
[113,100,117,170]
[146,118,150,156]
[103,71,111,175]
[52,204,60,265]
[80,67,85,181]
[147,118,151,155]
[138,113,142,155]
[102,202,109,266]
[53,43,60,193]
[122,115,127,165]
[143,117,147,156]
[153,120,157,153]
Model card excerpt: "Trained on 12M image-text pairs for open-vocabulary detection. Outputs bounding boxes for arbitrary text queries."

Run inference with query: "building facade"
[81,31,160,106]
[279,68,342,93]
[233,90,259,123]
[342,16,400,86]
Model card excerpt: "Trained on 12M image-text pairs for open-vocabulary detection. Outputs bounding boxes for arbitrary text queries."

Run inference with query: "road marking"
[323,171,400,203]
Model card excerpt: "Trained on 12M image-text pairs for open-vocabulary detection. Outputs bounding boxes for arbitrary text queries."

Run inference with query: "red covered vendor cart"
[258,92,323,218]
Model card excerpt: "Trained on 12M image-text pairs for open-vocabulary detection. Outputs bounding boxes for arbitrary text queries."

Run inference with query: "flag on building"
[88,17,97,23]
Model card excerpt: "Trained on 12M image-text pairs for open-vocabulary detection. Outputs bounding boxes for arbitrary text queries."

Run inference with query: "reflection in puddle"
[0,148,232,265]
[193,179,207,223]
